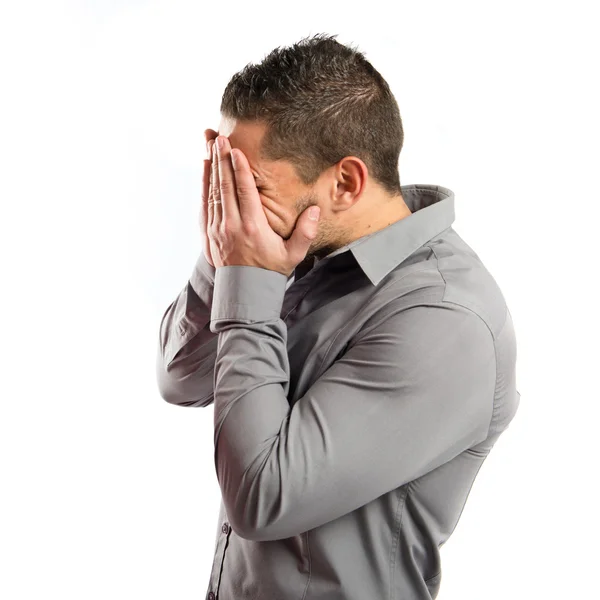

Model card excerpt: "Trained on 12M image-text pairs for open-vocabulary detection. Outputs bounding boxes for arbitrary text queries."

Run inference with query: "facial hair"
[292,190,353,261]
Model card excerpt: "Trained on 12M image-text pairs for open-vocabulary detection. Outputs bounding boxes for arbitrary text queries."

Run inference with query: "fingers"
[204,128,219,152]
[210,139,220,225]
[201,140,213,233]
[222,143,256,212]
[215,137,240,223]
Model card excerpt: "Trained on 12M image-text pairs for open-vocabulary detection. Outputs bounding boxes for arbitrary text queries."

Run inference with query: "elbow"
[222,479,297,542]
[228,515,279,542]
[157,386,213,407]
[156,377,209,407]
[229,521,264,541]
[156,372,185,406]
[155,356,213,407]
[229,515,301,542]
[158,390,189,407]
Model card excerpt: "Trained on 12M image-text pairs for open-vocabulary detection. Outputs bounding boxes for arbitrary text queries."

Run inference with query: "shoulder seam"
[428,243,448,301]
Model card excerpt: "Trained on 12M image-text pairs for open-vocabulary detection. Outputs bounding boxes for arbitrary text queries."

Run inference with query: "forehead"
[217,117,291,182]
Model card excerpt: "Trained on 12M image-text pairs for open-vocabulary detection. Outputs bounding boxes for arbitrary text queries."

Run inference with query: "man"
[156,33,520,600]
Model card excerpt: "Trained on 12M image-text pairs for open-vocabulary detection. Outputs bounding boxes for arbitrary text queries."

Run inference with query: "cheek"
[259,201,279,228]
[260,195,284,219]
[260,199,293,237]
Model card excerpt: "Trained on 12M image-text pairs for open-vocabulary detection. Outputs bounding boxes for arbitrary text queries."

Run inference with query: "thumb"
[285,205,320,262]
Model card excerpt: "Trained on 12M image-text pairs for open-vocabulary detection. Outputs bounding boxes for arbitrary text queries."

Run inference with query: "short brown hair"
[219,33,404,197]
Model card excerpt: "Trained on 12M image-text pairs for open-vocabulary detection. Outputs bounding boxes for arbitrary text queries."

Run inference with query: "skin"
[205,117,412,264]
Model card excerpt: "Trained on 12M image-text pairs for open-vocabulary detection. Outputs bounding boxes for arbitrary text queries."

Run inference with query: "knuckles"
[218,179,235,193]
[235,184,258,197]
[242,221,258,235]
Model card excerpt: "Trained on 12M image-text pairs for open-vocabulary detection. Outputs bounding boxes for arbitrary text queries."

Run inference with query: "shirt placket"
[282,263,322,323]
[205,519,232,600]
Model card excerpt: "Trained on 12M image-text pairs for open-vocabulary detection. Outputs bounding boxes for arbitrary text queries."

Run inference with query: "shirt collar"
[313,184,456,286]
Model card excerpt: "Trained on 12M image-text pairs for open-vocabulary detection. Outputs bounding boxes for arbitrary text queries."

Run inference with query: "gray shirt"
[156,183,521,600]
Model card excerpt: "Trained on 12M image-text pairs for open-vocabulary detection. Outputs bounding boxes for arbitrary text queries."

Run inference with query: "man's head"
[216,33,412,262]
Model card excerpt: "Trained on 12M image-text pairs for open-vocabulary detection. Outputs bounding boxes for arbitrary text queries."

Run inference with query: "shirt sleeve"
[156,252,219,407]
[209,266,496,542]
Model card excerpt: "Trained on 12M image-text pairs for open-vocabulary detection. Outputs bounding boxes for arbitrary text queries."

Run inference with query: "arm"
[156,251,218,407]
[209,266,496,542]
[156,250,297,407]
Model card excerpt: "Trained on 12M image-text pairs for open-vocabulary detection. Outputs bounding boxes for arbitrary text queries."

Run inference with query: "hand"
[201,128,219,267]
[208,135,321,278]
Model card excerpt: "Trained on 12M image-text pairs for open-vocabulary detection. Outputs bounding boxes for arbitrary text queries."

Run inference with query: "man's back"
[157,184,520,599]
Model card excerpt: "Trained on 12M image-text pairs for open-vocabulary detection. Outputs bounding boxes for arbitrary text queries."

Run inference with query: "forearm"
[156,252,218,407]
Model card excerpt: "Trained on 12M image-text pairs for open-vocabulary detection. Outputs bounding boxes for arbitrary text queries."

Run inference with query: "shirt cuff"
[189,252,216,302]
[210,266,289,330]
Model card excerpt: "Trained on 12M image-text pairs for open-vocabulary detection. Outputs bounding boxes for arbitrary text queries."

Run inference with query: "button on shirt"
[156,183,521,600]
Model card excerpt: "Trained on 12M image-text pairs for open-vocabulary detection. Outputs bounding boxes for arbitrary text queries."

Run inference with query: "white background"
[1,1,598,598]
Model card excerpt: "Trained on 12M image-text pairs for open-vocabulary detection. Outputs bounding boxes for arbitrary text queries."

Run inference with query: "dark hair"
[219,33,404,198]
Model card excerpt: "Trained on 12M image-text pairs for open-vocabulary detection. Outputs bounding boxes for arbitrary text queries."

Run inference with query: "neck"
[308,194,412,262]
[352,193,412,239]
